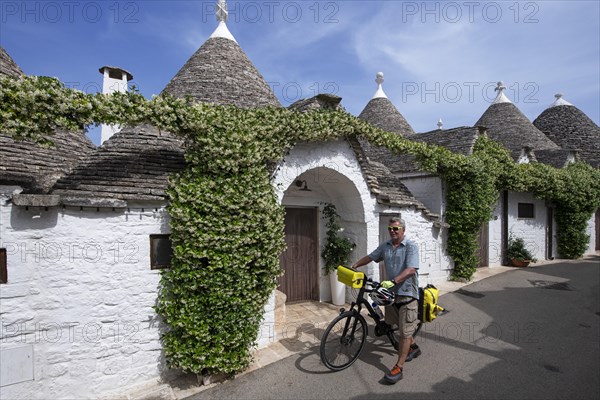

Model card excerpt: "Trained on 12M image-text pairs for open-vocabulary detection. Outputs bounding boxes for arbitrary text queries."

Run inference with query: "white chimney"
[99,66,133,145]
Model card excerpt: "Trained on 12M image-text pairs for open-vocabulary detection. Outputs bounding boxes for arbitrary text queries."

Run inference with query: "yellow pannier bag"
[337,266,365,288]
[418,284,445,322]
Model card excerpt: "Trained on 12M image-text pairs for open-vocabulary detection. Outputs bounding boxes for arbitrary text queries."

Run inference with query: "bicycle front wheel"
[320,311,367,371]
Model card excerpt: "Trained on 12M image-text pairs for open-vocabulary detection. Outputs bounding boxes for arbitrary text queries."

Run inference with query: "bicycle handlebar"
[356,275,381,291]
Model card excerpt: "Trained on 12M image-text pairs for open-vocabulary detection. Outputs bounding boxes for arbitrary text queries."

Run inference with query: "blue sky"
[1,0,599,146]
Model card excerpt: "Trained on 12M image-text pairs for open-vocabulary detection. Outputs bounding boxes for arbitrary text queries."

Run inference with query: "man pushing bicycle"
[352,216,420,384]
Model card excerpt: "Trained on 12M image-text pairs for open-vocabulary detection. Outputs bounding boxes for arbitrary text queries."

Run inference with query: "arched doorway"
[277,166,365,303]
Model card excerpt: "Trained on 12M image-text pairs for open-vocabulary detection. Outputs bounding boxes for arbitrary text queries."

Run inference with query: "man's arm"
[351,255,372,270]
[391,267,417,285]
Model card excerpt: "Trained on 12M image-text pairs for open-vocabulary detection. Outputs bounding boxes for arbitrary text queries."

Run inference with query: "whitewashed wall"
[378,208,452,284]
[488,192,598,265]
[0,199,172,399]
[490,191,550,265]
[585,214,596,256]
[400,175,444,215]
[489,197,504,266]
[506,191,548,262]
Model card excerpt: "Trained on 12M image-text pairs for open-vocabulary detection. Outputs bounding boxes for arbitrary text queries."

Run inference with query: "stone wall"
[585,214,596,256]
[0,199,172,399]
[489,197,504,266]
[506,191,549,262]
[400,176,444,215]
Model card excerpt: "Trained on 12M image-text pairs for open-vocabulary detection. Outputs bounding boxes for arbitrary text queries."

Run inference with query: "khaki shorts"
[385,296,419,338]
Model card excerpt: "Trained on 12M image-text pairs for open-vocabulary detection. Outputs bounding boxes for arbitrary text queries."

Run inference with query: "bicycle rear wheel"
[320,311,367,371]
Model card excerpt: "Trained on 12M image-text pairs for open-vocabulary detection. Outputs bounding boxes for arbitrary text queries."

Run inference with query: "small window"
[1,248,7,284]
[518,203,535,219]
[150,235,172,269]
[108,69,122,79]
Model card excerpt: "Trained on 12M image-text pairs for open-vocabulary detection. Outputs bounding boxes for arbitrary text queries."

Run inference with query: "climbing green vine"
[2,75,599,374]
[320,203,355,275]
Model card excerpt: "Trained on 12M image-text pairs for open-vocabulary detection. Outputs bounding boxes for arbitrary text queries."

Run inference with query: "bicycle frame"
[339,276,400,350]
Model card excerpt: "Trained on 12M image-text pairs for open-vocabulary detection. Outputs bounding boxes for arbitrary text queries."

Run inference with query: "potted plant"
[507,234,537,267]
[320,203,355,305]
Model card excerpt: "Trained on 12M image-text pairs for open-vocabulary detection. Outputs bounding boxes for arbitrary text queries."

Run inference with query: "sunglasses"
[387,226,403,232]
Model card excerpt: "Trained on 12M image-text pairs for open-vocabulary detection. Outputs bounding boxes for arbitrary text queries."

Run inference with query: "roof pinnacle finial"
[495,81,506,93]
[216,0,228,22]
[209,0,237,42]
[372,72,387,99]
[492,81,512,104]
[550,92,573,108]
[437,118,443,130]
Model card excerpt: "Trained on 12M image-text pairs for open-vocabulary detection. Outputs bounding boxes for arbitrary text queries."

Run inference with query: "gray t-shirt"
[368,238,420,299]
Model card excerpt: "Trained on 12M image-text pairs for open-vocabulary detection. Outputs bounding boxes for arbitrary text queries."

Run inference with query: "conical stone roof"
[358,97,415,136]
[162,37,281,108]
[475,102,559,155]
[357,73,416,179]
[0,46,24,79]
[533,103,600,152]
[52,124,185,201]
[1,129,96,193]
[358,73,414,136]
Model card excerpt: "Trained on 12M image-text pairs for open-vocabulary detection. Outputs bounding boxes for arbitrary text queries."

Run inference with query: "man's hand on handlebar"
[380,280,395,289]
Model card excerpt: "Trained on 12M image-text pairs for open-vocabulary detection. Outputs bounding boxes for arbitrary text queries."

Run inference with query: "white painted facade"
[400,175,444,215]
[504,191,551,262]
[489,197,504,266]
[474,191,553,267]
[0,195,172,399]
[488,191,599,265]
[585,214,597,255]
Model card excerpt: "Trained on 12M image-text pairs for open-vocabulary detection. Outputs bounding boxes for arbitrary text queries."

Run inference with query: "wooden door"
[477,222,489,268]
[277,208,319,302]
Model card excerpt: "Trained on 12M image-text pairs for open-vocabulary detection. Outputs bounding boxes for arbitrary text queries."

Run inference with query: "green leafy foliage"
[507,235,537,262]
[158,167,286,374]
[320,203,355,275]
[2,75,599,373]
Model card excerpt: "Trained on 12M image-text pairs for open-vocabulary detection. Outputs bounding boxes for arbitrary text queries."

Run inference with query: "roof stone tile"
[0,46,24,79]
[533,104,600,168]
[358,97,415,136]
[51,124,185,201]
[1,129,96,193]
[162,37,281,109]
[475,102,559,155]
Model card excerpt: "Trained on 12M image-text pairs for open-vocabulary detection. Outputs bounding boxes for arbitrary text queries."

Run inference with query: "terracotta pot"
[511,259,531,268]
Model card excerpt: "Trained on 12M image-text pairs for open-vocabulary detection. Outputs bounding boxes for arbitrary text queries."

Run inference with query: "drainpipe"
[547,203,554,260]
[502,190,509,265]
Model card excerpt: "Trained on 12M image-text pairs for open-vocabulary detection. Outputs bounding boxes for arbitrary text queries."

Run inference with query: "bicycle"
[319,269,423,371]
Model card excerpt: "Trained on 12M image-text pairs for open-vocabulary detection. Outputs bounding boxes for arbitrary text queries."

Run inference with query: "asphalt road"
[187,257,600,400]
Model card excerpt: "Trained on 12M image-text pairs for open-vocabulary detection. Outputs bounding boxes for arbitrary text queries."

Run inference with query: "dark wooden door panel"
[278,208,318,302]
[477,222,489,268]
